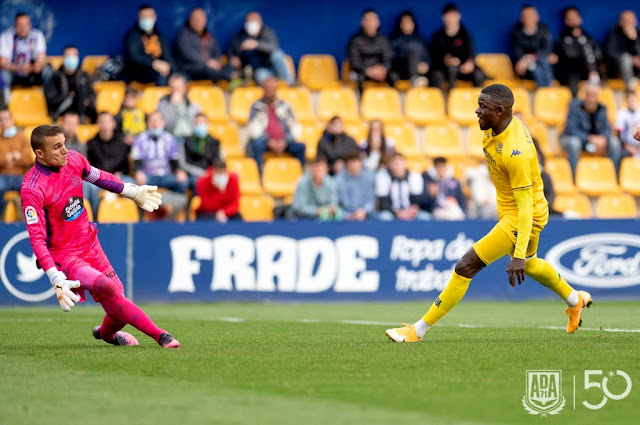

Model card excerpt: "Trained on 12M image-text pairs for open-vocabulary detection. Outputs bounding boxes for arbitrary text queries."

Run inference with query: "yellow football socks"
[423,271,471,326]
[524,257,574,299]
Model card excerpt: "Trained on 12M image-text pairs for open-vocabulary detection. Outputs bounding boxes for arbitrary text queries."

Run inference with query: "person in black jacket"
[553,7,602,96]
[179,113,222,188]
[390,10,430,87]
[605,10,640,90]
[122,4,174,85]
[429,3,486,91]
[45,46,96,122]
[511,5,555,87]
[316,116,358,175]
[174,8,236,82]
[347,9,393,89]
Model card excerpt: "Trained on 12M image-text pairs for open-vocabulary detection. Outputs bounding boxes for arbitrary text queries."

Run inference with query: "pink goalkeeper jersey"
[20,150,125,272]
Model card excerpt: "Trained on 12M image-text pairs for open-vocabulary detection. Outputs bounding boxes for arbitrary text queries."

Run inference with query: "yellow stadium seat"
[406,158,432,173]
[512,87,533,122]
[93,80,126,93]
[620,157,640,196]
[450,157,478,198]
[424,123,465,158]
[405,87,447,126]
[187,86,228,122]
[229,87,264,125]
[361,88,403,122]
[384,122,421,158]
[533,87,572,126]
[575,157,621,196]
[139,86,171,115]
[342,120,368,143]
[263,157,303,198]
[240,194,275,221]
[299,121,324,160]
[577,86,617,124]
[298,54,340,90]
[9,88,52,127]
[81,55,108,75]
[553,193,592,218]
[189,196,202,222]
[527,119,559,157]
[545,158,576,195]
[95,83,125,115]
[226,157,263,195]
[448,87,482,126]
[84,199,94,222]
[317,87,359,122]
[277,86,316,122]
[97,198,139,223]
[76,124,99,143]
[596,193,638,219]
[208,122,244,158]
[47,56,63,71]
[3,191,21,223]
[475,53,516,80]
[464,124,486,159]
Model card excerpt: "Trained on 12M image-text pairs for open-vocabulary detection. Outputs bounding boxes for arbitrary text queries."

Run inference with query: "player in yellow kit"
[386,84,592,342]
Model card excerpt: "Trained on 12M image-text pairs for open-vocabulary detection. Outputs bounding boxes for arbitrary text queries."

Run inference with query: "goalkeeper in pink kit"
[20,124,180,348]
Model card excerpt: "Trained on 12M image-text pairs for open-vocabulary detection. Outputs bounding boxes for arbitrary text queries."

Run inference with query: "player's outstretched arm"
[120,183,163,212]
[45,268,81,312]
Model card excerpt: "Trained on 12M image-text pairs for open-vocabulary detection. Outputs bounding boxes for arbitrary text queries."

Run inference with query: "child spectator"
[615,90,640,157]
[376,152,429,220]
[335,151,375,220]
[116,87,146,146]
[420,157,466,220]
[290,156,340,220]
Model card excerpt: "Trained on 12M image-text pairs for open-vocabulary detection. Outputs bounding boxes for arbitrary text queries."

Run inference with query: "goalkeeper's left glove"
[121,183,163,212]
[45,268,81,312]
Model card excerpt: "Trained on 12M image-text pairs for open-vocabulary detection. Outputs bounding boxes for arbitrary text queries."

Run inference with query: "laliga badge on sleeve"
[25,206,38,225]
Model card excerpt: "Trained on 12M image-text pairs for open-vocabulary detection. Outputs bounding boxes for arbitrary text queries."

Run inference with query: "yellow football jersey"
[481,117,548,221]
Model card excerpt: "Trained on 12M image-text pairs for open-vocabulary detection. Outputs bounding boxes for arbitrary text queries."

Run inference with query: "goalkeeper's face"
[38,133,68,168]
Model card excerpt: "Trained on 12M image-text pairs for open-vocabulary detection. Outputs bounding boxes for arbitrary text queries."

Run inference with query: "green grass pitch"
[1,301,638,425]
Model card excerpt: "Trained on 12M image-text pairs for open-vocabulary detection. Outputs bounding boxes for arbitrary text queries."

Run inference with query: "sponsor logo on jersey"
[511,149,522,157]
[24,206,38,225]
[496,142,503,154]
[62,196,84,221]
[483,148,497,166]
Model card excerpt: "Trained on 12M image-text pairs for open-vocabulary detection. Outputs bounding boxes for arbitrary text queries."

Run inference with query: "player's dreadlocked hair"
[481,84,514,109]
[31,125,63,152]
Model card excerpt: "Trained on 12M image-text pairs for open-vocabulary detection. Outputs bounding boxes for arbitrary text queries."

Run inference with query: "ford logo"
[546,233,640,288]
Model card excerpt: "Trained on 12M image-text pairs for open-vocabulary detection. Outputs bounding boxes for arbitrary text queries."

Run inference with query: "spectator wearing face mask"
[0,109,32,216]
[45,45,96,122]
[195,158,241,222]
[227,11,293,85]
[179,113,223,189]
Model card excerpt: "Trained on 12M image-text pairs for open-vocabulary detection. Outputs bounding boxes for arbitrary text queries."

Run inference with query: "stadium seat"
[553,193,592,218]
[361,88,404,122]
[405,87,447,126]
[575,157,621,196]
[189,196,201,221]
[299,121,324,160]
[93,80,126,92]
[620,157,640,196]
[8,88,52,127]
[262,157,303,198]
[2,191,21,223]
[512,87,533,122]
[97,198,139,223]
[227,157,263,195]
[187,86,228,122]
[298,54,340,90]
[342,120,367,143]
[229,87,264,124]
[76,124,99,143]
[595,193,638,219]
[527,119,559,157]
[317,87,360,123]
[545,158,576,195]
[81,55,108,75]
[46,56,63,71]
[577,85,617,124]
[475,53,516,80]
[95,82,125,115]
[208,122,244,158]
[464,125,486,159]
[84,199,94,222]
[240,194,275,221]
[533,87,572,126]
[406,158,432,174]
[277,86,316,122]
[139,86,171,115]
[423,122,465,158]
[384,122,421,158]
[447,88,482,126]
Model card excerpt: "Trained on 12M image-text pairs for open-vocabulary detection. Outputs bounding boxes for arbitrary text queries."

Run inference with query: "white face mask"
[245,20,261,37]
[213,173,229,189]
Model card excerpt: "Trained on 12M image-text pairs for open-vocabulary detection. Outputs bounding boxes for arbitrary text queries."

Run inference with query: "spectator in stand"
[560,83,621,177]
[179,113,222,188]
[615,90,640,157]
[554,7,602,96]
[465,163,497,219]
[123,5,173,85]
[375,152,429,221]
[45,45,96,122]
[429,3,486,91]
[420,157,466,220]
[291,156,340,220]
[174,7,237,83]
[511,5,555,88]
[60,112,86,157]
[0,109,32,215]
[347,9,393,89]
[247,77,305,173]
[316,116,358,175]
[157,73,200,141]
[227,11,292,85]
[359,119,395,172]
[195,158,241,222]
[115,87,146,146]
[0,13,51,102]
[335,151,375,221]
[605,10,640,91]
[390,10,430,87]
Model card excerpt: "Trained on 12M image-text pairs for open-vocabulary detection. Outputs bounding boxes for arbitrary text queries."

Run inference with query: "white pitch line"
[539,326,640,333]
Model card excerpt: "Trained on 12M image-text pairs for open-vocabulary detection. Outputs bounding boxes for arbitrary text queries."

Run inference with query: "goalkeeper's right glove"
[45,268,81,312]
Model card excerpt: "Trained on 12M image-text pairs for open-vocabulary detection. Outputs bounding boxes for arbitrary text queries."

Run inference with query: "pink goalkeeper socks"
[97,314,126,341]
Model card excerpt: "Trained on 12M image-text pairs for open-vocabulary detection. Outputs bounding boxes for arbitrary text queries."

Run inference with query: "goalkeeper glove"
[45,268,81,312]
[121,183,163,212]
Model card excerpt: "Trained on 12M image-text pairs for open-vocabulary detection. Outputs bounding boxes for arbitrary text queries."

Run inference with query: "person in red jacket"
[195,158,241,222]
